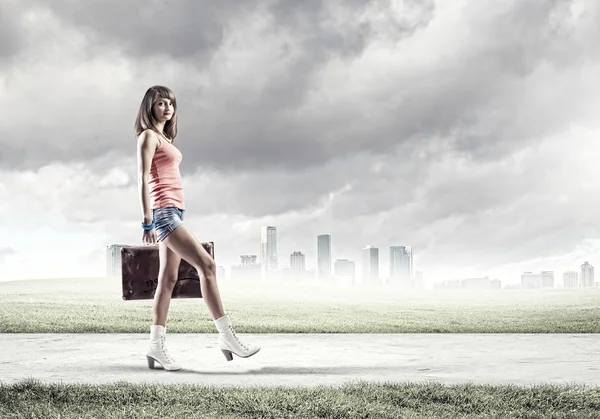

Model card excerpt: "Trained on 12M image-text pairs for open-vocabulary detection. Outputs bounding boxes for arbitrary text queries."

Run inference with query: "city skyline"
[106,234,596,288]
[1,1,600,285]
[222,225,596,287]
[317,234,332,281]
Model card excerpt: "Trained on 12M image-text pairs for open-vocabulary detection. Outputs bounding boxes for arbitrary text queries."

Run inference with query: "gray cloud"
[181,0,599,173]
[29,0,238,60]
[1,0,599,283]
[2,1,598,174]
[0,0,437,172]
[0,2,25,66]
[1,0,598,185]
[2,0,598,217]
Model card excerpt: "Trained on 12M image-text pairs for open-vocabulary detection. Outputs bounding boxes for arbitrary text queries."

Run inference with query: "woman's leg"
[152,241,182,326]
[163,224,260,361]
[162,224,224,319]
[146,241,183,371]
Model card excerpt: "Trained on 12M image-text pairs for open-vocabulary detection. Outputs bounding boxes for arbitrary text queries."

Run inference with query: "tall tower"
[563,271,579,288]
[106,244,128,278]
[240,255,258,266]
[389,245,413,287]
[290,251,306,279]
[362,245,379,284]
[581,261,594,287]
[260,226,278,277]
[317,234,332,281]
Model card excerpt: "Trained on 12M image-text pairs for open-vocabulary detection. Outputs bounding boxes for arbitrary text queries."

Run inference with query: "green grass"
[1,378,599,419]
[1,277,599,333]
[2,278,599,417]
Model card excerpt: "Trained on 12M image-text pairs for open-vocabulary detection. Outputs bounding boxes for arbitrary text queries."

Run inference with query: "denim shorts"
[152,206,185,242]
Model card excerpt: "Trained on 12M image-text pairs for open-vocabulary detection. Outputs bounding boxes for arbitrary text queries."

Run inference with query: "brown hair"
[134,85,178,141]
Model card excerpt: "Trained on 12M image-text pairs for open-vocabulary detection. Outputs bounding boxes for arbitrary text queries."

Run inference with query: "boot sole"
[221,347,261,361]
[146,355,182,371]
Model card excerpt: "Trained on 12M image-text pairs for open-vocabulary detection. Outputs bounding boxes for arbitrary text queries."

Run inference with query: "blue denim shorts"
[152,206,185,242]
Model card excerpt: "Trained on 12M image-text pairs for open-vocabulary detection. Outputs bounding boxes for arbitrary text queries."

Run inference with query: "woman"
[135,85,260,371]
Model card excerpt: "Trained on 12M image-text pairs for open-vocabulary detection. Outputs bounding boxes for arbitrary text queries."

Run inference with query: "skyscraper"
[317,234,332,281]
[290,251,306,280]
[389,245,413,287]
[581,261,595,287]
[521,271,541,289]
[240,255,258,266]
[231,255,260,281]
[362,245,379,284]
[106,244,128,278]
[563,271,579,288]
[260,226,277,269]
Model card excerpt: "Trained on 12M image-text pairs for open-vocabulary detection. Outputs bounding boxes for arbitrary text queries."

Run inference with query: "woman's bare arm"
[136,130,158,225]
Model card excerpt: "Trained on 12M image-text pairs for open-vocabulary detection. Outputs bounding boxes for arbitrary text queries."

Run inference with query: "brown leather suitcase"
[121,242,213,301]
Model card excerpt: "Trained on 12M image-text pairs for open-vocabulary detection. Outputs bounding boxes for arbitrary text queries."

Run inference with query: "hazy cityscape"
[107,225,597,291]
[2,3,600,414]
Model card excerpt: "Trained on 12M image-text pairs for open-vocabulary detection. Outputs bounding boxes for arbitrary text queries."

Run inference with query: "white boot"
[145,325,182,371]
[213,315,261,361]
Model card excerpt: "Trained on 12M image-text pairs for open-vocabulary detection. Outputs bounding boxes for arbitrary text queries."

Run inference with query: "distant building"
[433,277,501,290]
[290,251,306,280]
[231,255,261,281]
[389,246,412,287]
[521,272,540,289]
[362,245,379,284]
[106,244,128,278]
[260,226,278,278]
[317,234,332,281]
[461,276,492,289]
[240,255,258,266]
[433,280,460,289]
[334,259,356,284]
[581,262,595,287]
[563,271,579,288]
[521,271,554,289]
[541,271,554,288]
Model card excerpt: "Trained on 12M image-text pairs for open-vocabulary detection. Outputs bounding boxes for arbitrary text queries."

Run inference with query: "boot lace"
[160,336,176,363]
[229,325,249,350]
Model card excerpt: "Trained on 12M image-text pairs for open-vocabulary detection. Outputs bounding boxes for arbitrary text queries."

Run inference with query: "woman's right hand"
[142,228,157,245]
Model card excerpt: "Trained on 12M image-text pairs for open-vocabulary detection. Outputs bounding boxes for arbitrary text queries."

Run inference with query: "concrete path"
[1,334,599,387]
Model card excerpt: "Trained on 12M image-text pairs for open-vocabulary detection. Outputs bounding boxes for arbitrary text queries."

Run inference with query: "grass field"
[1,378,599,419]
[1,277,599,333]
[2,278,599,418]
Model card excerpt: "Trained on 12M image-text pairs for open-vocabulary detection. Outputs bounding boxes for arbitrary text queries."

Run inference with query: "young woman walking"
[135,85,260,371]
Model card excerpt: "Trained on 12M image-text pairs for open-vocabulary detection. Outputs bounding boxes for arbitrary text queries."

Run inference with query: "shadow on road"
[107,365,408,375]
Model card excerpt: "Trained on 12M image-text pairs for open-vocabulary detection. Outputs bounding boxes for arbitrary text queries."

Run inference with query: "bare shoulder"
[137,129,159,150]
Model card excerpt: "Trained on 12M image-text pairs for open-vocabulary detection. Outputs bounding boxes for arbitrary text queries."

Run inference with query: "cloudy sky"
[0,0,599,285]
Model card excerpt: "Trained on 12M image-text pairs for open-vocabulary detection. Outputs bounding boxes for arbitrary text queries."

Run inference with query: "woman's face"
[152,97,174,122]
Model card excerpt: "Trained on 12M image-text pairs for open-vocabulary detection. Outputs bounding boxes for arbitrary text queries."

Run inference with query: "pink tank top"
[148,135,185,210]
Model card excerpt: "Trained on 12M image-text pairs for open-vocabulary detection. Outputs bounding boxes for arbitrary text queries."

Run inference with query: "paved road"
[1,334,598,387]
